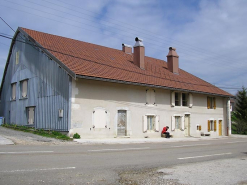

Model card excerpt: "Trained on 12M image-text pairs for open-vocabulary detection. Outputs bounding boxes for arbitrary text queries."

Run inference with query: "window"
[20,80,28,98]
[11,83,17,100]
[146,89,155,105]
[171,115,184,131]
[93,108,107,128]
[175,92,180,106]
[207,97,216,109]
[197,125,202,131]
[147,115,155,131]
[27,107,35,125]
[182,93,187,106]
[172,92,190,107]
[143,115,159,132]
[208,120,216,132]
[175,116,181,129]
[16,51,20,65]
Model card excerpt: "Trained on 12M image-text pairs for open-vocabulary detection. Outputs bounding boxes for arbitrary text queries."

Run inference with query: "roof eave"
[18,27,76,79]
[76,75,234,98]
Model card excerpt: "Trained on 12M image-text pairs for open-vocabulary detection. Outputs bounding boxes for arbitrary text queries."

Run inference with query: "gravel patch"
[117,158,247,185]
[0,126,77,145]
[158,158,247,185]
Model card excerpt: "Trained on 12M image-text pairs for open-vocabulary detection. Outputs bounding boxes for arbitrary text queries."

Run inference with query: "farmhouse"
[0,27,233,138]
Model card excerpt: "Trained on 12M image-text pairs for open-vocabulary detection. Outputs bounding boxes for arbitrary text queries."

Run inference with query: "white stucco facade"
[69,78,230,138]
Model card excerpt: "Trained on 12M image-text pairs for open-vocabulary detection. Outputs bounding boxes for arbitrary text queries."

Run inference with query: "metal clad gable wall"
[0,33,70,131]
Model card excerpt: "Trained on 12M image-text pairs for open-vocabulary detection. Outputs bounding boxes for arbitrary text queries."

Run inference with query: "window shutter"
[171,116,175,131]
[171,91,175,107]
[208,120,210,132]
[155,115,159,132]
[214,120,217,131]
[199,125,202,131]
[181,116,185,130]
[189,93,193,108]
[213,98,216,109]
[143,115,147,133]
[207,97,210,109]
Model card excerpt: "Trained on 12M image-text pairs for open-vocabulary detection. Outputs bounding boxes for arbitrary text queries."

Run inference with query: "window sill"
[19,97,28,100]
[145,104,157,107]
[10,99,16,102]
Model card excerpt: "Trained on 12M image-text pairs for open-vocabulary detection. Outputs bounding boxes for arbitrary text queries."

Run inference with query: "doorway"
[219,120,222,136]
[117,110,127,136]
[184,114,190,136]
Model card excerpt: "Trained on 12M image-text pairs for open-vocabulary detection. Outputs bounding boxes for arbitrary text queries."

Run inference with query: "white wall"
[70,78,229,138]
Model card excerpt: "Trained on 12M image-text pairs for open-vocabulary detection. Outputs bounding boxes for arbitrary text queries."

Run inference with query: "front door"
[117,110,127,136]
[219,120,222,136]
[184,114,190,136]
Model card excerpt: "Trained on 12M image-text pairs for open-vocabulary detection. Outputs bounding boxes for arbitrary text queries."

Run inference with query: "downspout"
[226,98,231,136]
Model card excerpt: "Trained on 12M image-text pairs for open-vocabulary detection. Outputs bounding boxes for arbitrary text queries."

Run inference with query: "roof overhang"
[76,75,234,98]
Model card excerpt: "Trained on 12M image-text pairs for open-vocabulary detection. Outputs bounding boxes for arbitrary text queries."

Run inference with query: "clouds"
[0,0,246,95]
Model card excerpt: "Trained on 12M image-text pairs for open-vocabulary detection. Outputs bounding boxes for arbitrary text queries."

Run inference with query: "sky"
[0,0,246,95]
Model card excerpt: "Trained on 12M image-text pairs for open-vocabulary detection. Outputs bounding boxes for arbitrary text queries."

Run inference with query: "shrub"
[73,133,81,139]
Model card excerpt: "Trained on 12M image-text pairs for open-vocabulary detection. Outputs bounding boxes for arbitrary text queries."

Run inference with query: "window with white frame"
[171,115,184,131]
[93,108,107,128]
[20,80,28,98]
[175,92,180,106]
[182,93,188,106]
[146,89,155,105]
[147,115,155,131]
[172,92,190,107]
[143,115,159,132]
[175,116,181,129]
[11,83,17,100]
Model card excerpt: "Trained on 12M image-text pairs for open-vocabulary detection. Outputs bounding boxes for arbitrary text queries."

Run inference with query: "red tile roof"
[20,27,232,97]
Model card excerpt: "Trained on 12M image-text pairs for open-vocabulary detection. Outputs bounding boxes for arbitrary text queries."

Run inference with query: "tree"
[233,86,247,134]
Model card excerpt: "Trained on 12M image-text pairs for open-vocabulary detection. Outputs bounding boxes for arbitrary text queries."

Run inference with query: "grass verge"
[2,124,72,141]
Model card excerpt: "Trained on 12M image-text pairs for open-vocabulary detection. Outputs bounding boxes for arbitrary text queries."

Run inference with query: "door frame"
[218,120,222,136]
[117,109,127,136]
[184,114,190,137]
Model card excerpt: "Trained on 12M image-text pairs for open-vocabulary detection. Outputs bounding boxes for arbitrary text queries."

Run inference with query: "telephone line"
[0,34,236,92]
[2,0,242,66]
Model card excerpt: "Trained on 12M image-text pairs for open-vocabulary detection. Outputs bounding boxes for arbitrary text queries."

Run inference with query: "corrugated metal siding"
[0,33,71,131]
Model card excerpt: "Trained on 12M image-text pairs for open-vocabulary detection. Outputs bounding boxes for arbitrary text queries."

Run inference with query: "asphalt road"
[0,137,247,185]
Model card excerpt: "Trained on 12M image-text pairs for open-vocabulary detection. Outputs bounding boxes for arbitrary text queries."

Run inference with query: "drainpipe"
[226,98,231,136]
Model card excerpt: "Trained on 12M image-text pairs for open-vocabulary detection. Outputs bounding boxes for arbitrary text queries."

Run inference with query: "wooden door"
[219,120,222,136]
[184,114,190,136]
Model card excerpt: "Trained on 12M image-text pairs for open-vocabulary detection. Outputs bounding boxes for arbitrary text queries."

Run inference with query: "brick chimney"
[122,44,132,54]
[167,47,179,74]
[133,37,145,69]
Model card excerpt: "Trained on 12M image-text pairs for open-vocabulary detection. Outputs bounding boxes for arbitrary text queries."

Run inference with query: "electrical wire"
[2,0,244,68]
[0,33,240,92]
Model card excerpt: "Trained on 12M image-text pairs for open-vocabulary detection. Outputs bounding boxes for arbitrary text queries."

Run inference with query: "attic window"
[94,48,99,50]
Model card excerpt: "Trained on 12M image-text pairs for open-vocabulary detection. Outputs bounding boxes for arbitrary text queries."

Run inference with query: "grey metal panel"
[0,32,70,131]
